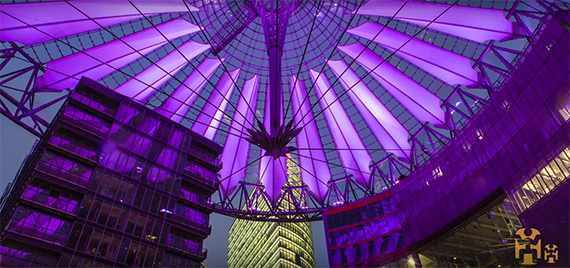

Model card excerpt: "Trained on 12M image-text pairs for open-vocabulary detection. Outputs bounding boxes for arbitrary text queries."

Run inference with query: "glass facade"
[227,158,315,268]
[508,147,570,213]
[0,78,222,267]
[324,192,404,267]
[322,10,569,268]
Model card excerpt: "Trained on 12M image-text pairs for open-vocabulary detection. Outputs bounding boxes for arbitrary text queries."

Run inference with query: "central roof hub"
[245,120,302,159]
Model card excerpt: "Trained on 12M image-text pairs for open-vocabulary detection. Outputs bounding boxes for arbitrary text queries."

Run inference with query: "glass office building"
[227,159,315,268]
[0,78,223,267]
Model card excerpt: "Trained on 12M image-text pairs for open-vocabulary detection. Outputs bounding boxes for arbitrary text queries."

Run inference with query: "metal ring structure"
[0,0,562,221]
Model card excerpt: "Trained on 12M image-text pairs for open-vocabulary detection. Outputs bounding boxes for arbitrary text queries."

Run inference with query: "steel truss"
[0,0,562,221]
[211,1,559,221]
[0,42,69,137]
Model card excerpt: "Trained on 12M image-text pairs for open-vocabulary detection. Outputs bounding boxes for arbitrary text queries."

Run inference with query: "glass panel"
[21,180,81,215]
[61,105,111,137]
[7,206,72,245]
[48,131,99,161]
[37,151,93,186]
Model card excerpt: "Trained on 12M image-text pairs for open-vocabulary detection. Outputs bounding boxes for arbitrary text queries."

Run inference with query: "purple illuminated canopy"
[355,0,520,43]
[348,22,481,87]
[339,43,446,127]
[0,0,198,45]
[291,77,331,201]
[115,41,210,102]
[158,58,224,123]
[327,60,411,159]
[35,19,202,91]
[310,69,372,189]
[191,69,240,140]
[219,75,260,197]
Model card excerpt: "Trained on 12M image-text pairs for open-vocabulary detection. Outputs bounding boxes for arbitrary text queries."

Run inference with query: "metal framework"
[0,0,562,221]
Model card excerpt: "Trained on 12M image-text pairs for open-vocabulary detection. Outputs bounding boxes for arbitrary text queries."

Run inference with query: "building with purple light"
[324,10,569,267]
[0,0,568,267]
[0,78,222,267]
[324,191,404,267]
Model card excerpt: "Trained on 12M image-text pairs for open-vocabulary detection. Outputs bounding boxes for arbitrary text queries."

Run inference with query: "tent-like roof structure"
[0,0,550,220]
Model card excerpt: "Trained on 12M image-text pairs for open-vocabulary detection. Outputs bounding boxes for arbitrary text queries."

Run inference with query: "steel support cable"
[289,0,368,128]
[182,0,263,127]
[282,0,325,122]
[217,155,263,184]
[289,151,373,176]
[295,0,462,134]
[63,0,255,133]
[0,26,251,141]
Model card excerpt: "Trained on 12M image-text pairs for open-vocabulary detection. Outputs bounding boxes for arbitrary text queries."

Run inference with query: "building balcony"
[35,161,91,188]
[165,238,207,260]
[182,167,217,188]
[47,138,99,163]
[59,114,110,139]
[69,91,117,118]
[171,214,212,235]
[178,190,213,211]
[6,208,71,247]
[187,148,222,169]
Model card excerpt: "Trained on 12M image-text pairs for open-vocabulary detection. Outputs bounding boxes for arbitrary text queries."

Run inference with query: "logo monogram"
[515,228,541,265]
[544,244,558,264]
[514,228,557,265]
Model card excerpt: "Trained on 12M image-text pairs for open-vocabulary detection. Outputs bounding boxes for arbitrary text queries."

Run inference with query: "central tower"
[251,0,301,135]
[245,0,304,162]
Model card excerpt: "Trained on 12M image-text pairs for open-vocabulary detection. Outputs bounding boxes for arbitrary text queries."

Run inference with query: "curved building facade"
[324,11,569,267]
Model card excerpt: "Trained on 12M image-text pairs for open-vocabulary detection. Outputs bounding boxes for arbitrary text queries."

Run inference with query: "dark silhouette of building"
[0,77,222,267]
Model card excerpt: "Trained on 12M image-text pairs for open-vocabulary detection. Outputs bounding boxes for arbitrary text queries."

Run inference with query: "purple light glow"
[326,60,411,159]
[158,58,224,123]
[101,145,138,173]
[22,186,78,214]
[348,22,481,87]
[0,0,198,45]
[309,69,372,189]
[258,156,288,203]
[191,69,240,140]
[35,19,201,91]
[49,135,98,161]
[12,210,68,237]
[290,77,331,201]
[259,86,287,202]
[354,0,519,42]
[115,41,210,102]
[339,43,446,126]
[219,75,260,196]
